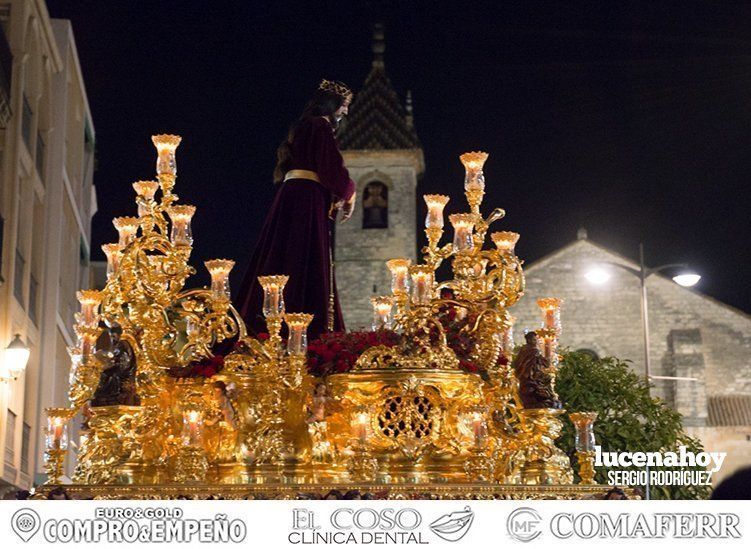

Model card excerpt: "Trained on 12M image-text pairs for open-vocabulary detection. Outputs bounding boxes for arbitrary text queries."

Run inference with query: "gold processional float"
[38,135,616,499]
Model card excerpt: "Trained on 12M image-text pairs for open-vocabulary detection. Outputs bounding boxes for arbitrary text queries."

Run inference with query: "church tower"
[335,24,424,331]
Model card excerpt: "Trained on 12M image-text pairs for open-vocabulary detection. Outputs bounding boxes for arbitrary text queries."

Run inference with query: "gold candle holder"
[152,134,181,176]
[133,180,159,217]
[461,151,488,214]
[347,411,378,481]
[167,205,196,247]
[371,296,394,330]
[113,216,139,248]
[449,213,476,253]
[258,275,288,318]
[44,407,73,484]
[537,297,563,333]
[424,194,450,230]
[409,265,434,306]
[570,412,598,484]
[76,290,102,328]
[285,313,313,356]
[460,151,488,192]
[181,406,205,447]
[259,275,288,354]
[101,244,122,280]
[175,404,209,483]
[491,231,520,254]
[205,259,235,302]
[386,258,411,294]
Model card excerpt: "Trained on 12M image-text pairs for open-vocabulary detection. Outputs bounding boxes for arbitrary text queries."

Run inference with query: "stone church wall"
[336,150,421,331]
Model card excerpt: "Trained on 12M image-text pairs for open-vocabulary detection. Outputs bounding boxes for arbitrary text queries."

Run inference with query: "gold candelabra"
[43,138,593,497]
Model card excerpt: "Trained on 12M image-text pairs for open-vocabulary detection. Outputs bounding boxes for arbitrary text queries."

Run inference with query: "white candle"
[424,194,450,229]
[386,259,411,295]
[102,244,122,279]
[356,413,369,445]
[450,214,475,252]
[460,151,488,192]
[168,205,196,247]
[285,313,313,355]
[205,259,235,300]
[152,134,181,176]
[409,266,434,306]
[113,217,139,248]
[371,296,393,330]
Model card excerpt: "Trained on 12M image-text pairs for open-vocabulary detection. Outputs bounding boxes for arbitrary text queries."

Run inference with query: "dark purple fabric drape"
[236,116,355,341]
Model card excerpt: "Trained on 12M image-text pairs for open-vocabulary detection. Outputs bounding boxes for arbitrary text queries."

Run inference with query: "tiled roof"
[338,24,421,151]
[707,394,751,426]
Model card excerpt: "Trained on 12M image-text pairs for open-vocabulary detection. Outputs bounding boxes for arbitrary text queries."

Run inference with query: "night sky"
[46,1,751,314]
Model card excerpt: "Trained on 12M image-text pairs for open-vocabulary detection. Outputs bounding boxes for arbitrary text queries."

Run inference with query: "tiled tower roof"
[338,24,421,151]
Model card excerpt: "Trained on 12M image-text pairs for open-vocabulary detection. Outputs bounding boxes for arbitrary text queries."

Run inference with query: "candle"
[101,244,122,280]
[371,296,394,330]
[113,216,139,248]
[491,231,520,254]
[133,180,159,201]
[168,205,196,247]
[569,412,598,452]
[152,134,181,176]
[258,275,289,318]
[424,194,450,229]
[449,214,475,252]
[285,313,313,355]
[77,290,102,327]
[45,409,69,452]
[386,259,411,295]
[205,259,235,301]
[471,412,486,447]
[409,265,434,306]
[133,180,159,216]
[460,151,488,192]
[183,407,204,446]
[355,412,369,445]
[537,297,562,332]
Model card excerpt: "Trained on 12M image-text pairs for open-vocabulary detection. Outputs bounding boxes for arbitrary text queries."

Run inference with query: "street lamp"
[585,243,701,384]
[2,333,30,383]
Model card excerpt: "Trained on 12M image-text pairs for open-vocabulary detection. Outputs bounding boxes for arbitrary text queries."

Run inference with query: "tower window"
[362,181,388,229]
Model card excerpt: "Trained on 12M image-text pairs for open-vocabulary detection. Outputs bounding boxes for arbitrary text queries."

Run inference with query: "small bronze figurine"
[91,323,139,407]
[511,331,561,409]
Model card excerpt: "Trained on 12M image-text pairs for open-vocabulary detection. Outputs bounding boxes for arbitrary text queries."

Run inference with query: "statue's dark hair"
[273,86,348,183]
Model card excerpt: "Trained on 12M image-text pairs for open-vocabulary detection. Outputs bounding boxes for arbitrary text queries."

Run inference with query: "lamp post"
[2,334,30,383]
[585,243,701,387]
[585,243,701,500]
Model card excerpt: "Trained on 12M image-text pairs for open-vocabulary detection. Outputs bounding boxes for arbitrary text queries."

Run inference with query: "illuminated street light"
[672,273,701,287]
[2,334,30,382]
[584,267,611,285]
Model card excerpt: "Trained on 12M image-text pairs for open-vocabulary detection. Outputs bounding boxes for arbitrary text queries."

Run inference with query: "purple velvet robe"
[236,116,355,341]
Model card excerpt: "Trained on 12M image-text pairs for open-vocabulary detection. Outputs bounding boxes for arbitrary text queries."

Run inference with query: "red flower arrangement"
[168,353,225,379]
[307,330,401,377]
[167,335,264,379]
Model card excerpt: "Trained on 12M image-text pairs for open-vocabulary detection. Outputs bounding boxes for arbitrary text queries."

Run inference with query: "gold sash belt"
[284,169,320,183]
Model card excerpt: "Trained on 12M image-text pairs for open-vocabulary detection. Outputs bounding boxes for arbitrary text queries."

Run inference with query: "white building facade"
[0,0,95,494]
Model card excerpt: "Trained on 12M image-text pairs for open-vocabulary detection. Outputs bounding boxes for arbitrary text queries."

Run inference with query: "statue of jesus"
[236,80,356,341]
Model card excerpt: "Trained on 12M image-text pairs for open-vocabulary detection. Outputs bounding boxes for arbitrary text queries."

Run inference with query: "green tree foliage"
[555,351,711,500]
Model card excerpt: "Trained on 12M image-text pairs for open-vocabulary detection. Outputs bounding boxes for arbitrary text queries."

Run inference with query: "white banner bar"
[1,500,746,549]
